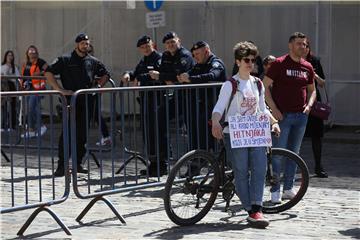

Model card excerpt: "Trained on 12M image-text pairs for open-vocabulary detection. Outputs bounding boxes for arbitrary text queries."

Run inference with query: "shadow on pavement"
[338,227,360,239]
[7,205,166,239]
[6,197,299,239]
[143,212,298,240]
[2,174,55,183]
[143,221,252,239]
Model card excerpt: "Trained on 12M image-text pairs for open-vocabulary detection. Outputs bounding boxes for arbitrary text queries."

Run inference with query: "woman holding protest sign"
[211,41,280,228]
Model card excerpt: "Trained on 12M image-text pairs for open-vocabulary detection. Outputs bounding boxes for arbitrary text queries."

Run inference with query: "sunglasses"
[242,58,256,64]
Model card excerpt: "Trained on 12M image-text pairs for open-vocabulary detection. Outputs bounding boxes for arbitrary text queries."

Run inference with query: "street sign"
[144,0,163,11]
[146,11,165,28]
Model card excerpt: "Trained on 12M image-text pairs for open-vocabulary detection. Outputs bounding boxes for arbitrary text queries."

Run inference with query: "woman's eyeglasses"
[242,58,256,64]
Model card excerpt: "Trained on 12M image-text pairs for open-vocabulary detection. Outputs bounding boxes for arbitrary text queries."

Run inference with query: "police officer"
[177,41,226,83]
[178,41,226,150]
[120,35,168,177]
[45,33,110,177]
[150,31,195,142]
[148,31,195,85]
[121,35,162,86]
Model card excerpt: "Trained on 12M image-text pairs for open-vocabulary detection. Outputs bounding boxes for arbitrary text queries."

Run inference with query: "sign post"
[144,0,165,46]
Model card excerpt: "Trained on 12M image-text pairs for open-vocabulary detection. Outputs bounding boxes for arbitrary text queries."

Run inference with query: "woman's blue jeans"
[26,95,42,130]
[224,134,267,211]
[271,112,308,192]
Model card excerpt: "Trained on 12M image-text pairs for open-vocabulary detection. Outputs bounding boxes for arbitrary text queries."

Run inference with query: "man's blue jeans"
[271,112,308,192]
[224,134,267,211]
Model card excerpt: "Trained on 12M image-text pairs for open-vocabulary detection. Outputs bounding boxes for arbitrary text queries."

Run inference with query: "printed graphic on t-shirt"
[286,69,308,79]
[240,88,257,116]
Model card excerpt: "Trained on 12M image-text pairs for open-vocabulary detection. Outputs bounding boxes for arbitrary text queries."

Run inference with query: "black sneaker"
[315,169,328,178]
[54,166,65,177]
[140,165,167,177]
[77,166,88,174]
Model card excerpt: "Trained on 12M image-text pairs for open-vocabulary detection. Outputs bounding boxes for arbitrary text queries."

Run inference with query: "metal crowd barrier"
[1,79,223,235]
[0,90,71,235]
[70,83,222,224]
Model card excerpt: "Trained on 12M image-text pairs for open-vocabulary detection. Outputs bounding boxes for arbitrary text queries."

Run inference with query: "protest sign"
[229,113,272,148]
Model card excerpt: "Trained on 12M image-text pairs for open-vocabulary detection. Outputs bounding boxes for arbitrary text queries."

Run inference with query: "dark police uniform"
[158,46,195,121]
[46,50,110,170]
[126,50,162,86]
[188,54,226,83]
[188,53,226,150]
[158,47,195,84]
[125,50,169,175]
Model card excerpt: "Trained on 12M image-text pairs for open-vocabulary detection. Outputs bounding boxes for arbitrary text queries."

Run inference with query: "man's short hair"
[233,41,258,61]
[162,31,178,43]
[137,35,151,47]
[289,32,306,43]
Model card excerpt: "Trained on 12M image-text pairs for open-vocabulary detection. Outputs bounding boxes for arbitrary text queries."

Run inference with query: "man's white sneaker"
[271,190,281,204]
[282,189,296,200]
[21,131,36,138]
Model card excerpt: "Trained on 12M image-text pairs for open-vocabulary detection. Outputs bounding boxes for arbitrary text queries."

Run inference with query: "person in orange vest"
[21,45,48,138]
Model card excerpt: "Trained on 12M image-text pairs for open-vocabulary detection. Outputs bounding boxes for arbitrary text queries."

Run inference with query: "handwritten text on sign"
[229,113,272,148]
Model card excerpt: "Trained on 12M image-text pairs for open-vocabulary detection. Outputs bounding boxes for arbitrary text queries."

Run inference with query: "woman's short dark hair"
[233,41,258,61]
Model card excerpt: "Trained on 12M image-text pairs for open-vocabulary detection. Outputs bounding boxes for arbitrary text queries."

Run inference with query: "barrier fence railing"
[0,90,71,235]
[70,83,222,224]
[1,81,223,236]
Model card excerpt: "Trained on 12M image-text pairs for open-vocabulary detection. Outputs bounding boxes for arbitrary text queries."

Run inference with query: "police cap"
[191,41,209,52]
[75,33,89,43]
[162,31,178,43]
[137,35,151,47]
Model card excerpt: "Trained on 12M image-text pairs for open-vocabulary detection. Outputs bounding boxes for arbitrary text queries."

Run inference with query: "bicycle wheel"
[263,148,309,214]
[164,150,220,226]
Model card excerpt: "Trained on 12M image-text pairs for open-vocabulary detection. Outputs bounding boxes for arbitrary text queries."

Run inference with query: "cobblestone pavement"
[1,126,359,239]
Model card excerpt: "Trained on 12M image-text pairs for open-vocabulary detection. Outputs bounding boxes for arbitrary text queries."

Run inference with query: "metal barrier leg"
[115,154,148,174]
[76,195,126,224]
[115,147,149,174]
[17,205,71,236]
[89,151,101,168]
[1,149,10,162]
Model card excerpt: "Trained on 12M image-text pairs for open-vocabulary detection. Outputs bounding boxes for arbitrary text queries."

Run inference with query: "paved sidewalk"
[1,126,359,239]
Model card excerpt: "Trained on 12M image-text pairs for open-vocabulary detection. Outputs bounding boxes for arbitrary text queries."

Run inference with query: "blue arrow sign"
[144,0,163,11]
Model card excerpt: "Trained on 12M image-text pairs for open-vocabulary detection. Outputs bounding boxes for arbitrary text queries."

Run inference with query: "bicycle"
[163,140,309,226]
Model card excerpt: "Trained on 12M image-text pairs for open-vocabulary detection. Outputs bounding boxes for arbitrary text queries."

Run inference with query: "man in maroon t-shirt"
[263,32,316,204]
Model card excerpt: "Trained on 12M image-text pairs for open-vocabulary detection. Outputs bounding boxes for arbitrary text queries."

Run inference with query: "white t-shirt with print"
[212,74,271,133]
